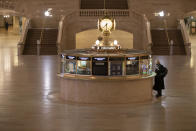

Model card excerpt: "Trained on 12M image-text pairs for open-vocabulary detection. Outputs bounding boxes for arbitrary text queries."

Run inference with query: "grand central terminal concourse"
[1,0,196,130]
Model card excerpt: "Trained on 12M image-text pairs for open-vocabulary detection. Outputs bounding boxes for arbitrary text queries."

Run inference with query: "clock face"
[100,19,113,31]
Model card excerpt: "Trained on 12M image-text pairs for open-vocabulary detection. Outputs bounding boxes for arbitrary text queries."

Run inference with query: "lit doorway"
[0,9,27,70]
[0,9,27,49]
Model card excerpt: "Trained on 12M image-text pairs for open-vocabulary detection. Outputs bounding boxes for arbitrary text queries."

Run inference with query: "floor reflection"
[0,28,20,73]
[0,28,196,130]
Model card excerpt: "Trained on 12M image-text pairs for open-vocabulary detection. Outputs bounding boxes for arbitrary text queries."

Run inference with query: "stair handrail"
[17,18,30,55]
[179,19,191,55]
[163,19,170,45]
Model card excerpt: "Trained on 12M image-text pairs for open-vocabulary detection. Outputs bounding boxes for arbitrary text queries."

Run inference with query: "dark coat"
[153,64,167,90]
[5,22,9,30]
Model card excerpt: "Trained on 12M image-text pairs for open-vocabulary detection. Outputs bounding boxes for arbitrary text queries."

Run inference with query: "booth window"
[77,57,91,75]
[126,57,139,75]
[140,56,150,75]
[109,57,124,76]
[65,56,76,74]
[92,57,108,76]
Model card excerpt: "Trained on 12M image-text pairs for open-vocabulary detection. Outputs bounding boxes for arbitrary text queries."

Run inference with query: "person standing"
[153,60,168,97]
[19,17,23,34]
[5,21,9,31]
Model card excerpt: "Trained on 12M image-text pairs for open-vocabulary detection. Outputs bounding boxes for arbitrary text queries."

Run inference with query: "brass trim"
[58,72,156,81]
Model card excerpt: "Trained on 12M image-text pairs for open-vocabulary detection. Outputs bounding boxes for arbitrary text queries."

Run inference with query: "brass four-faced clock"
[98,16,116,32]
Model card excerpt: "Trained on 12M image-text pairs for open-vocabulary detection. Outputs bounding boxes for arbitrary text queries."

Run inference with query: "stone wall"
[129,0,196,28]
[30,17,59,28]
[1,0,196,51]
[1,0,196,28]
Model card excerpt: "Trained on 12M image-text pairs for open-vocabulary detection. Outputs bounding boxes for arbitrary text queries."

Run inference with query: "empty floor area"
[0,31,196,130]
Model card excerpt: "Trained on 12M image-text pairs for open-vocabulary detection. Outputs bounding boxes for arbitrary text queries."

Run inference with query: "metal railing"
[17,19,30,55]
[179,19,191,55]
[80,9,129,17]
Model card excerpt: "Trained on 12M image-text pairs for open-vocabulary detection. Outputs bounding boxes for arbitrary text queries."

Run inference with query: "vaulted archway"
[76,29,133,49]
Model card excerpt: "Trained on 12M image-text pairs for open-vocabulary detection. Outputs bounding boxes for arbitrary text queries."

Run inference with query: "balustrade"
[80,9,129,17]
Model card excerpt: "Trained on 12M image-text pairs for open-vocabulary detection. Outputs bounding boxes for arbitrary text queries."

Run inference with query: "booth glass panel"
[140,59,149,75]
[92,57,108,76]
[110,61,123,76]
[77,60,91,75]
[60,55,66,73]
[65,60,76,74]
[126,60,139,75]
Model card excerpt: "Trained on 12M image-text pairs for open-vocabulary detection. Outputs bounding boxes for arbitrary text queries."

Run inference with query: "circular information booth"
[58,15,155,104]
[58,49,155,104]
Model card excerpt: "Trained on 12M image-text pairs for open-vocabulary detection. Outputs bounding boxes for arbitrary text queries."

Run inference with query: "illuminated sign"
[127,57,139,60]
[93,57,107,61]
[128,57,136,60]
[66,56,76,60]
[77,57,91,61]
[100,47,116,50]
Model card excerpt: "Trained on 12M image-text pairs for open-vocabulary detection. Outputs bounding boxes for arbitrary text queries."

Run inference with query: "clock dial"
[100,19,113,31]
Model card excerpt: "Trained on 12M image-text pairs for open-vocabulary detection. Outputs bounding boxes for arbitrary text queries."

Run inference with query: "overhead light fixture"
[44,8,52,17]
[4,15,10,18]
[114,40,118,45]
[95,40,100,45]
[159,11,165,17]
[154,11,170,17]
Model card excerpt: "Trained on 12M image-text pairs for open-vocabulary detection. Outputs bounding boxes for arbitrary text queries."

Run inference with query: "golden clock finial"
[93,10,120,50]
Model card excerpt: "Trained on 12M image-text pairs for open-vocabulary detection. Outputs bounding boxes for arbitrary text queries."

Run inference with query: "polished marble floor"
[1,29,196,131]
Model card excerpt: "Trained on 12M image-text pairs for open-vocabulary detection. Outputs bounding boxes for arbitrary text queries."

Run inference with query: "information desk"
[58,49,155,104]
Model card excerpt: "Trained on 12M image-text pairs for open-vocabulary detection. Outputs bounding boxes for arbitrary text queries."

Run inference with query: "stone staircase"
[23,28,58,55]
[40,29,58,55]
[151,29,186,55]
[23,29,40,55]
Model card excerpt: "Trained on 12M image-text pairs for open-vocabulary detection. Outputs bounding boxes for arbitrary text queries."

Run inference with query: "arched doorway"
[184,11,196,65]
[0,9,27,35]
[76,29,133,49]
[0,8,28,68]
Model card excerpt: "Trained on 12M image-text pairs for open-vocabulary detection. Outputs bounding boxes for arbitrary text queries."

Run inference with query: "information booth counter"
[58,49,155,104]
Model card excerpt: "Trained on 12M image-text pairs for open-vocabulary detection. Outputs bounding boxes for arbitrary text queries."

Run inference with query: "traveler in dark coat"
[153,60,168,97]
[5,21,9,31]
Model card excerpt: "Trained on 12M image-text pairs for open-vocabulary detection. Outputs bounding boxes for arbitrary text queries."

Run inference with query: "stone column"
[13,16,20,35]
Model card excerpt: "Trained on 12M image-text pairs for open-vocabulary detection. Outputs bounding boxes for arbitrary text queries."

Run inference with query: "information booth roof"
[61,49,150,57]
